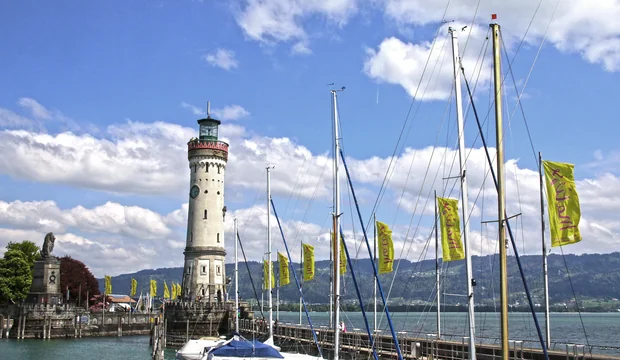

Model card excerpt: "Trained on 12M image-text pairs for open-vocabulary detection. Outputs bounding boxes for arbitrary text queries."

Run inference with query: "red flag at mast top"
[491,13,497,20]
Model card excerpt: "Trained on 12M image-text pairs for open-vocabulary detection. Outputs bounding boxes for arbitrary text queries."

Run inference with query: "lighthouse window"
[217,167,220,174]
[217,233,220,243]
[201,266,206,274]
[206,163,209,173]
[201,288,206,296]
[190,232,193,243]
[216,266,221,276]
[217,191,220,195]
[193,164,197,173]
[204,190,208,194]
[204,210,208,219]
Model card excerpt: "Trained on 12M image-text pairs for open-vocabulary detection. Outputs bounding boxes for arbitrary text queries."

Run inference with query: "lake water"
[1,312,619,359]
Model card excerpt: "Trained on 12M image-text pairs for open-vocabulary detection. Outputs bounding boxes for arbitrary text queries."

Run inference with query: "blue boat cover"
[210,338,284,358]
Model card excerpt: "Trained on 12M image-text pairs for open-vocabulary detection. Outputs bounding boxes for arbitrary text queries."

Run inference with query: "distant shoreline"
[266,304,620,313]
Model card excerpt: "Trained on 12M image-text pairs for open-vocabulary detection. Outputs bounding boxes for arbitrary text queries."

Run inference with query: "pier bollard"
[5,316,10,339]
[508,340,524,360]
[42,317,46,340]
[566,344,575,360]
[17,314,22,340]
[574,344,585,360]
[462,336,470,360]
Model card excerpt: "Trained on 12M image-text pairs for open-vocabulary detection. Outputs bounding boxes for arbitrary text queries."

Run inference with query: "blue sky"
[1,0,619,276]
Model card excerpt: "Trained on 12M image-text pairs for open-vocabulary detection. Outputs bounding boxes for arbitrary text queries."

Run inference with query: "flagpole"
[276,257,280,322]
[539,152,551,349]
[373,212,377,334]
[450,26,477,360]
[331,88,343,360]
[329,232,333,328]
[234,218,239,333]
[266,166,274,340]
[299,243,303,325]
[435,190,441,339]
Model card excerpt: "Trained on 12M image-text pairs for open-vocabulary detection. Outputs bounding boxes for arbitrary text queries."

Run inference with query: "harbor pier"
[1,304,156,339]
[237,319,620,360]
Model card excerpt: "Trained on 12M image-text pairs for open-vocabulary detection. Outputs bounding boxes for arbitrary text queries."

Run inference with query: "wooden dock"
[238,319,620,360]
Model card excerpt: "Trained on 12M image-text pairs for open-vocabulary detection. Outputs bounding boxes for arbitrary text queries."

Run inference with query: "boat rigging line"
[270,198,323,358]
[339,148,405,360]
[236,232,265,320]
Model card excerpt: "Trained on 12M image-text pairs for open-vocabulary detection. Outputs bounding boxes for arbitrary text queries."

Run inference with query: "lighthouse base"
[164,300,254,349]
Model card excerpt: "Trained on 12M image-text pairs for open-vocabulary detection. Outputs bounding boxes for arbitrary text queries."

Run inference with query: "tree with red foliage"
[59,255,100,307]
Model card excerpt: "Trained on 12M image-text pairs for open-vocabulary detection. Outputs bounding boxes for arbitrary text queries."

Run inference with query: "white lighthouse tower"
[182,103,229,302]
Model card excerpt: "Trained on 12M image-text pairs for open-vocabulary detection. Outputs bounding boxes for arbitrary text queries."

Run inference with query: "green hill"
[99,252,620,312]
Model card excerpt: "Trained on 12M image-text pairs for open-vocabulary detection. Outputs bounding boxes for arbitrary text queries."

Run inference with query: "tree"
[59,255,100,306]
[6,241,40,269]
[0,249,33,303]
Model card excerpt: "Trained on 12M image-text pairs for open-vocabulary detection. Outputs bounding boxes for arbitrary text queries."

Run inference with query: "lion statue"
[40,232,56,259]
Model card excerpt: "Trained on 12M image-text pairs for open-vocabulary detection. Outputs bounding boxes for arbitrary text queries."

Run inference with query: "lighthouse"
[182,104,229,302]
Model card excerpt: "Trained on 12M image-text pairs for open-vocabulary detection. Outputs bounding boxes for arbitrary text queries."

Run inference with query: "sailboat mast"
[276,277,280,321]
[331,88,342,360]
[329,234,333,328]
[234,218,239,332]
[450,26,477,360]
[267,166,274,340]
[491,19,510,360]
[299,243,303,325]
[373,212,377,334]
[434,190,441,339]
[539,152,551,348]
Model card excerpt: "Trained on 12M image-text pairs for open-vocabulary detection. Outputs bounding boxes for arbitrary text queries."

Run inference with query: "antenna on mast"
[207,101,211,118]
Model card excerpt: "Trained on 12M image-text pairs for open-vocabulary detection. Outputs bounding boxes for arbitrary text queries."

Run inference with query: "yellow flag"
[278,252,290,286]
[331,232,347,274]
[438,197,465,262]
[340,237,347,274]
[164,282,170,299]
[543,160,582,247]
[171,282,177,299]
[263,260,275,290]
[376,221,394,274]
[177,283,182,297]
[303,243,314,281]
[104,275,112,294]
[150,279,157,297]
[130,278,137,297]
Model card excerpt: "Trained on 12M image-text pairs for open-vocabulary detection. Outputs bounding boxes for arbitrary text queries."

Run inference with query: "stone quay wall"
[1,304,157,340]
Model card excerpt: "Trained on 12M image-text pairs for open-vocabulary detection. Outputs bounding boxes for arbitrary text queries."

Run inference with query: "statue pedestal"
[27,258,61,304]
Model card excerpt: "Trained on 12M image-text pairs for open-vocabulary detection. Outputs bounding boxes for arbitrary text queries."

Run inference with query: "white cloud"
[0,200,178,240]
[0,199,335,276]
[181,102,250,121]
[212,105,250,121]
[0,122,192,196]
[18,97,53,120]
[203,48,239,70]
[363,25,491,101]
[378,0,620,71]
[15,97,81,131]
[181,102,206,116]
[1,97,619,266]
[291,41,312,55]
[236,0,357,50]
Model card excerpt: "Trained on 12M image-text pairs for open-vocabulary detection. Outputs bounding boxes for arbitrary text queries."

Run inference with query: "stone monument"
[27,232,62,304]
